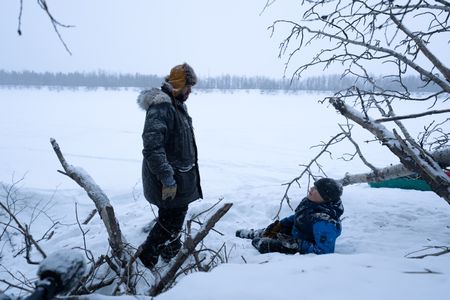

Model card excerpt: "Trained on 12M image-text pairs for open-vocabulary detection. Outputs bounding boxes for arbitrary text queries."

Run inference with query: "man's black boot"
[138,243,159,269]
[160,238,182,263]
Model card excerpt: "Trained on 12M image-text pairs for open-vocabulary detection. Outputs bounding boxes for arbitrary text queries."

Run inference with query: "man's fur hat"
[165,63,197,92]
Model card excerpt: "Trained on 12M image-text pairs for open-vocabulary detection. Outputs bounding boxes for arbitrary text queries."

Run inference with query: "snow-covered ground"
[1,87,449,299]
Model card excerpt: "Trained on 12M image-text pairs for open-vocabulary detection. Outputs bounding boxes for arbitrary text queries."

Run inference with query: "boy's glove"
[161,177,177,201]
[251,237,298,254]
[262,220,284,238]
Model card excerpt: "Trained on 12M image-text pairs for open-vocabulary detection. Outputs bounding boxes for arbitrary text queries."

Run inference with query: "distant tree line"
[0,70,438,92]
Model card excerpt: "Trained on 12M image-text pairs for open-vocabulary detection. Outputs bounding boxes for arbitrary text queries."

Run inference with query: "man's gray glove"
[161,177,177,201]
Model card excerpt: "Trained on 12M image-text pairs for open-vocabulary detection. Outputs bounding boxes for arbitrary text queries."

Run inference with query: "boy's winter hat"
[314,178,343,202]
[165,63,197,91]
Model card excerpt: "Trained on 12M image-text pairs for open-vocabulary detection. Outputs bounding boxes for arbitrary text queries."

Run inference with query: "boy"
[236,178,344,255]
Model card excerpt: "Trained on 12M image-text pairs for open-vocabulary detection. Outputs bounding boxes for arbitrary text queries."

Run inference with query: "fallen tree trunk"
[331,99,450,204]
[51,138,233,296]
[50,138,125,258]
[149,203,233,297]
[338,148,450,186]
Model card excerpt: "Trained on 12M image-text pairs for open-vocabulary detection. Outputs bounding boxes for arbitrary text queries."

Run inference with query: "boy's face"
[308,185,326,203]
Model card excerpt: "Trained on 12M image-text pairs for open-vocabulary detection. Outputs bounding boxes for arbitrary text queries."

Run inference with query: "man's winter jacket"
[137,84,202,209]
[280,197,344,254]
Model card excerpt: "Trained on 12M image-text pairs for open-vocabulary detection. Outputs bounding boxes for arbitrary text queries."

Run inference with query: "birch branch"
[339,148,450,185]
[273,20,450,93]
[330,99,450,204]
[391,15,450,83]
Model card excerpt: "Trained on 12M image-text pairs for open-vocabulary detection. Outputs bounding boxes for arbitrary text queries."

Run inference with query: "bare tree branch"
[375,108,450,123]
[273,19,450,93]
[0,199,47,259]
[82,209,98,225]
[36,0,73,55]
[16,0,74,54]
[331,98,450,204]
[149,203,233,297]
[276,132,346,218]
[50,138,125,257]
[338,148,450,185]
[406,246,450,259]
[391,15,450,82]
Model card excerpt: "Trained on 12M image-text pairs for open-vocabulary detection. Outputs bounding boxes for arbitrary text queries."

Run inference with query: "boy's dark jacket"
[280,197,344,254]
[137,84,202,209]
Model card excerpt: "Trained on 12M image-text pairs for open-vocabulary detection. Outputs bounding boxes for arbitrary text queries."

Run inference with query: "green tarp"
[369,176,432,191]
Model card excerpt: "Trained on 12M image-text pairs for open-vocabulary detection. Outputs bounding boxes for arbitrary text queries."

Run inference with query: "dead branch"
[75,204,95,264]
[338,124,378,173]
[331,98,450,204]
[405,246,450,259]
[391,15,450,82]
[0,200,46,260]
[50,138,125,258]
[50,138,144,295]
[273,19,450,93]
[338,145,450,186]
[403,269,442,274]
[259,0,276,16]
[0,278,33,293]
[149,203,233,297]
[276,132,346,218]
[0,264,34,292]
[375,108,450,123]
[16,0,74,54]
[267,2,450,201]
[82,209,98,225]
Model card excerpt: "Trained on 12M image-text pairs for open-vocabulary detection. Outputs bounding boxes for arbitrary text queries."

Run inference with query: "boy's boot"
[235,228,264,239]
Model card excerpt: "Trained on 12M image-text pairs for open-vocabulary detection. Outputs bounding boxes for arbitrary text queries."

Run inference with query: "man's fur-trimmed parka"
[137,83,202,209]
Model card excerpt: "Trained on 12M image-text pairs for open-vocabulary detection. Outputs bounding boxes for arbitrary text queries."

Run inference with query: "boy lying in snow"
[236,178,344,255]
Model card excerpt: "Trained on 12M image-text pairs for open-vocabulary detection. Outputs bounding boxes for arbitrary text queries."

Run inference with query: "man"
[236,178,344,255]
[137,63,202,268]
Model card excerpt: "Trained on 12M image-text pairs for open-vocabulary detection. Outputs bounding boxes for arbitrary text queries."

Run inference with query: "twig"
[276,132,346,219]
[0,201,46,259]
[405,246,450,259]
[0,278,33,293]
[259,0,276,16]
[75,203,95,263]
[375,108,450,123]
[37,0,74,55]
[338,123,378,173]
[403,268,442,274]
[82,209,98,225]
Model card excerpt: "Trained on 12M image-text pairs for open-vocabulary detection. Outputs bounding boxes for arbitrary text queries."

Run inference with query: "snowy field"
[1,87,449,299]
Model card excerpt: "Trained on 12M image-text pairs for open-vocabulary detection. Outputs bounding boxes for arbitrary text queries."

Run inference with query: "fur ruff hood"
[137,88,172,111]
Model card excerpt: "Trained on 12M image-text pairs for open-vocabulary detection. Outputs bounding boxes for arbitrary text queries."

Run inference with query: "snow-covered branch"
[149,203,233,297]
[338,148,450,185]
[330,99,450,204]
[375,109,450,123]
[50,138,125,257]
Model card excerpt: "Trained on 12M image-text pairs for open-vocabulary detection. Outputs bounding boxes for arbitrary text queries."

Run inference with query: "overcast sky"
[2,1,448,79]
[0,0,302,78]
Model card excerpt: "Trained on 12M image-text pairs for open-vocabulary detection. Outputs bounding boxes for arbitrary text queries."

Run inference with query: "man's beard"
[174,92,189,102]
